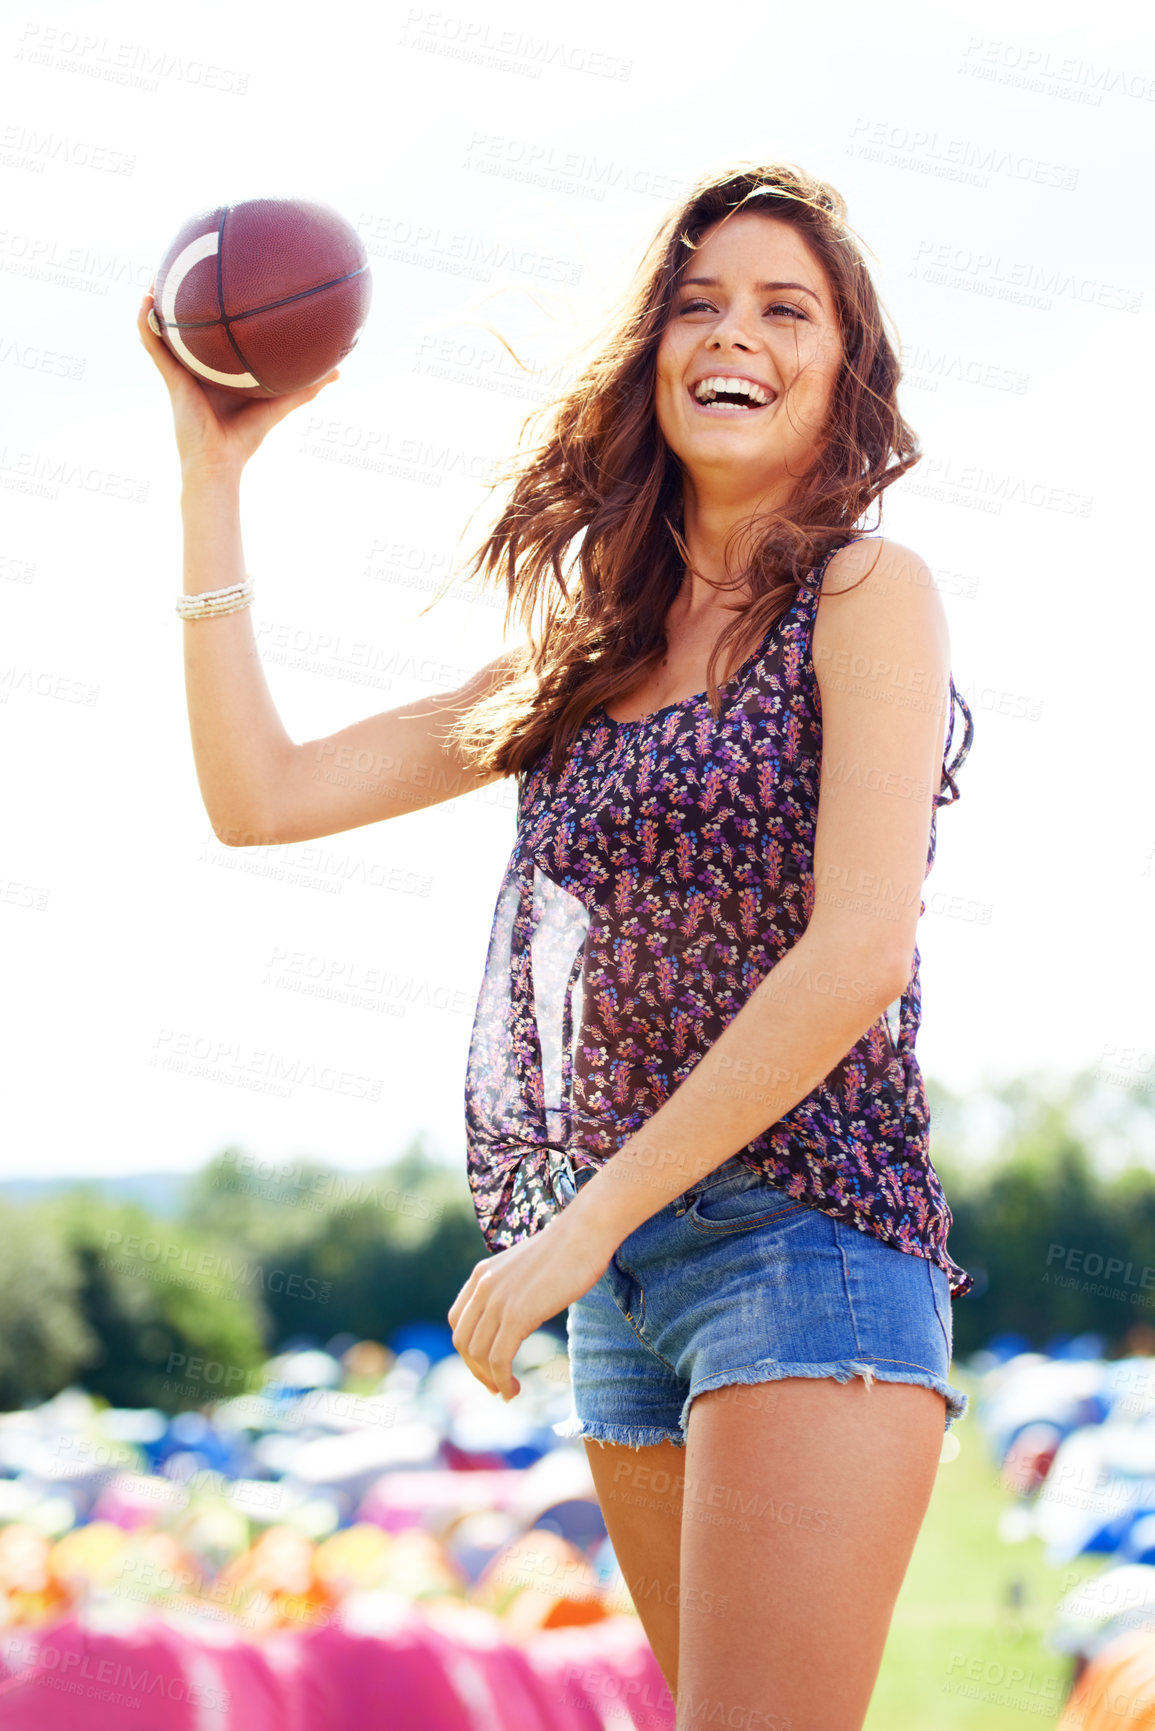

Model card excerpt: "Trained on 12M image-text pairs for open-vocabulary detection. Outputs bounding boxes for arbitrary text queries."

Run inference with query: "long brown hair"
[441,161,920,780]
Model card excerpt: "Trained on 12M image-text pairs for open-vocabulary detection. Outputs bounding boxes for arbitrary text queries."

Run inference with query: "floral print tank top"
[464,541,976,1298]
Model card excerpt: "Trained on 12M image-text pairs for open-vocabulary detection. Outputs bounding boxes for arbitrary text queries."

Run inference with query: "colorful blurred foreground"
[980,1338,1155,1728]
[0,1330,673,1728]
[39,1324,1155,1725]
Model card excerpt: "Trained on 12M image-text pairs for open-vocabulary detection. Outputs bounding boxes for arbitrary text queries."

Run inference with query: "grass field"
[865,1368,1102,1728]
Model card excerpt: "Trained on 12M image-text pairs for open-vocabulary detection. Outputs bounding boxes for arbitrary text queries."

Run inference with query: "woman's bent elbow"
[210,810,281,848]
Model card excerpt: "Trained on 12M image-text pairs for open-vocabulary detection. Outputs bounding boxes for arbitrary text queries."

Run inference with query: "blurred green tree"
[39,1194,267,1411]
[0,1203,96,1407]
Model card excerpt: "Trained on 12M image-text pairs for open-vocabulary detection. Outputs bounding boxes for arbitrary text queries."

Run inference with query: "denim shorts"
[549,1151,968,1447]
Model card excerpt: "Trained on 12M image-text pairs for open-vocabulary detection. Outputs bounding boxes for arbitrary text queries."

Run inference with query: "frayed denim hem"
[552,1413,686,1451]
[552,1363,969,1450]
[680,1360,970,1436]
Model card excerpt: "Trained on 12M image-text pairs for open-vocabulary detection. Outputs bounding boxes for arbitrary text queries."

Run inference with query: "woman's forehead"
[686,213,829,292]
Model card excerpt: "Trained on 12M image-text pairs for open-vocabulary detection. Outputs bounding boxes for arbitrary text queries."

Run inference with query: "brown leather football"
[150,197,371,398]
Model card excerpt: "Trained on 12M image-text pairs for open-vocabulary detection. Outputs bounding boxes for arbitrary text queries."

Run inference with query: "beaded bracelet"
[176,576,254,620]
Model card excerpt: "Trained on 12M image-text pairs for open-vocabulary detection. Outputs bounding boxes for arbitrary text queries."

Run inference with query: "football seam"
[214,205,271,393]
[166,264,369,329]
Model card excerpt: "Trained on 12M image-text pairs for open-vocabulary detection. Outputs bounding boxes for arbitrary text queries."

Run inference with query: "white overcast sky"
[2,0,1152,1180]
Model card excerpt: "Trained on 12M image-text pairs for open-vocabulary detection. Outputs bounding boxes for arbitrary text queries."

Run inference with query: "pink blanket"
[0,1607,675,1730]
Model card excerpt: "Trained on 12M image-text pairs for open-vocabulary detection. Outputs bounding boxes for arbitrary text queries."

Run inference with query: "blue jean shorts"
[549,1151,968,1448]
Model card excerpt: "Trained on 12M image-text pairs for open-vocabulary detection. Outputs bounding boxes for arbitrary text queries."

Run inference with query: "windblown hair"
[441,161,920,780]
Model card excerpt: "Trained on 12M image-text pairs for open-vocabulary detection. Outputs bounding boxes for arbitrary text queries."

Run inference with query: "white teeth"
[692,375,773,406]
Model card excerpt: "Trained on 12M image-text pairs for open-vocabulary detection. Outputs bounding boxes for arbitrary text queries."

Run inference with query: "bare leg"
[676,1376,945,1731]
[582,1436,686,1696]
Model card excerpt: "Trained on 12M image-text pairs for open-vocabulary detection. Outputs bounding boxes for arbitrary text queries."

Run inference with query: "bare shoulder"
[817,537,948,643]
[813,537,951,712]
[821,535,937,600]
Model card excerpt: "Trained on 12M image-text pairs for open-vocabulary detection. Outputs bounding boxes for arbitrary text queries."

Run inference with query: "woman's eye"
[676,299,807,320]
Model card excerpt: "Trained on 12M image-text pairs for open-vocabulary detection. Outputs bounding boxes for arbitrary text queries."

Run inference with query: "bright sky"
[2,0,1152,1180]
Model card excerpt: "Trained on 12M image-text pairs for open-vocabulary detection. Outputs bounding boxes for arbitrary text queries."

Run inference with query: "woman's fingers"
[137,292,197,395]
[136,294,167,365]
[138,289,338,418]
[136,288,342,479]
[488,1333,521,1401]
[458,1337,502,1397]
[450,1279,496,1391]
[450,1268,517,1398]
[474,1318,516,1400]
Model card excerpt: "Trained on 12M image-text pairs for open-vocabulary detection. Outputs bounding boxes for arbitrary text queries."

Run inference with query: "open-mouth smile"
[688,373,777,415]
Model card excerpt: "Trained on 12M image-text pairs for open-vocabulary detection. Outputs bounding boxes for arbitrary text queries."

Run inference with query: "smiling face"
[655,211,844,512]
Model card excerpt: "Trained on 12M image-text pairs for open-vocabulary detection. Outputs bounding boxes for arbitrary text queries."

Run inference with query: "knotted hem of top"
[552,1358,969,1451]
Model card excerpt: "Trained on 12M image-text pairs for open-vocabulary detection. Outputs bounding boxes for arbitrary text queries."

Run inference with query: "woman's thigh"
[581,1436,685,1700]
[677,1373,945,1731]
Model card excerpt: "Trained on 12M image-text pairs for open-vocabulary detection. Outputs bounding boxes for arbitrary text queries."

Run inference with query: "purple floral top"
[464,541,975,1298]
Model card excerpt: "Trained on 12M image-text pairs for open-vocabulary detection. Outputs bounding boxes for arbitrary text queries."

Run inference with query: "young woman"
[140,162,973,1730]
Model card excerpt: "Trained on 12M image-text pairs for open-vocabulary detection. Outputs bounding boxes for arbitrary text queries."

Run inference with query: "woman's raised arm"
[139,289,517,847]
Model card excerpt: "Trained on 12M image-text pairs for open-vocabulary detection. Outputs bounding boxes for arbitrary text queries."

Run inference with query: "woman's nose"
[708,310,759,350]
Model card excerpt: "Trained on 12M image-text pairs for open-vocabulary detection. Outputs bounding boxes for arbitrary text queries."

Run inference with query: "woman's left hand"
[448,1209,613,1400]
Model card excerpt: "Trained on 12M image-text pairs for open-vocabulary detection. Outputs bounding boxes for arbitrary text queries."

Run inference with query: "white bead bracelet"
[176,576,254,619]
